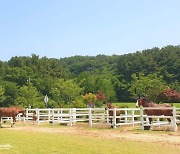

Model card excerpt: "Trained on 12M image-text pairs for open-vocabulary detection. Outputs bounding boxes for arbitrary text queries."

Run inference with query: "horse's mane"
[141,98,172,107]
[10,106,25,112]
[10,106,23,109]
[141,98,152,103]
[140,97,157,107]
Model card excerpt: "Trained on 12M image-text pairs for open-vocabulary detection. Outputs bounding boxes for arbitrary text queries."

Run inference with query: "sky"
[0,0,180,61]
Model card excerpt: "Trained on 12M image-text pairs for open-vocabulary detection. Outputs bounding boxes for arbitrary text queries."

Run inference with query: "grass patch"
[112,102,180,108]
[112,102,135,108]
[173,103,180,108]
[0,127,180,154]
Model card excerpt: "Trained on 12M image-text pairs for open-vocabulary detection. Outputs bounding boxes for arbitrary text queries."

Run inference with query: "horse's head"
[105,102,112,110]
[136,98,143,108]
[136,97,152,107]
[18,109,26,117]
[22,110,26,117]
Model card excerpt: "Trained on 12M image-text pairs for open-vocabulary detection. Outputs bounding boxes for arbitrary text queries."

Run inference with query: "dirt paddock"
[4,122,180,146]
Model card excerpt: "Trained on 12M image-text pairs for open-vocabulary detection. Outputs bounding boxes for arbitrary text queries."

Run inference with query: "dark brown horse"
[32,111,37,121]
[136,98,173,124]
[105,102,120,125]
[0,106,26,127]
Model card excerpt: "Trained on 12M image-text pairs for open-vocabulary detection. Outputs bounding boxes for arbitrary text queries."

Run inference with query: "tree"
[0,86,5,106]
[5,67,32,86]
[157,89,180,103]
[0,80,19,106]
[76,69,117,102]
[96,91,106,101]
[129,73,168,101]
[94,75,117,102]
[96,91,106,107]
[0,45,178,104]
[15,83,44,108]
[113,75,132,101]
[82,93,97,107]
[50,79,83,107]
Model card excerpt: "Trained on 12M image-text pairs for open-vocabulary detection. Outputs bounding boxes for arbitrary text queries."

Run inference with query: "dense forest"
[0,45,179,108]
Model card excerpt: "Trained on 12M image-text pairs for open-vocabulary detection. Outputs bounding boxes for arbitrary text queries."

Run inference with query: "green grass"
[0,127,180,154]
[112,102,180,108]
[112,102,136,108]
[174,103,180,108]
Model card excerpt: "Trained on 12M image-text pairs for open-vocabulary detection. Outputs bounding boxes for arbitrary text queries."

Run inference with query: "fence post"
[72,108,76,124]
[48,108,51,122]
[52,109,55,125]
[157,118,160,124]
[106,109,109,124]
[36,108,40,125]
[113,108,117,129]
[89,108,92,127]
[146,115,149,125]
[172,107,177,132]
[57,109,60,123]
[132,109,134,127]
[69,108,73,126]
[140,108,144,130]
[125,109,128,123]
[60,108,63,122]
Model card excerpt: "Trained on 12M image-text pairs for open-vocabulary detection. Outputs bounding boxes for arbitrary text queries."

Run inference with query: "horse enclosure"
[1,107,180,131]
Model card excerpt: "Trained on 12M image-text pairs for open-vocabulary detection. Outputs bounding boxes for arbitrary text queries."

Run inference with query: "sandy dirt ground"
[5,123,180,146]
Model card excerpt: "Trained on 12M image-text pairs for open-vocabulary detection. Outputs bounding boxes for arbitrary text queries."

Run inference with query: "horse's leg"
[0,116,2,128]
[167,112,173,124]
[167,118,171,123]
[149,118,152,124]
[11,116,16,127]
[110,118,113,128]
[116,118,120,123]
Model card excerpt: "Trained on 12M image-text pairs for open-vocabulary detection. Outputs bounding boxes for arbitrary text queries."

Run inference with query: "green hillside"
[0,45,179,107]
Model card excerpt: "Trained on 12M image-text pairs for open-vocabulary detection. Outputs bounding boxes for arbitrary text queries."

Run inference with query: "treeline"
[0,45,179,108]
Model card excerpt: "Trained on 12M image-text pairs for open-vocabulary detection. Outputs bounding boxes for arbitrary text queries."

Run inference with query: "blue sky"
[0,0,180,61]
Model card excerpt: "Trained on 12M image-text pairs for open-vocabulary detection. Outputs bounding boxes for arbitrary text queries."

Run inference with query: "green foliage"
[0,45,179,107]
[0,86,5,105]
[15,83,44,108]
[71,97,86,108]
[112,102,136,108]
[169,81,180,92]
[95,100,104,107]
[50,78,84,107]
[129,73,168,101]
[5,66,33,86]
[0,80,19,106]
[82,92,106,107]
[113,75,132,101]
[82,93,97,104]
[95,76,117,101]
[116,46,180,101]
[76,69,117,102]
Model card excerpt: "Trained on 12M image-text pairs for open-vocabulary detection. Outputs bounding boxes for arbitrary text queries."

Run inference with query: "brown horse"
[0,106,26,127]
[105,102,120,126]
[136,98,173,124]
[32,111,37,121]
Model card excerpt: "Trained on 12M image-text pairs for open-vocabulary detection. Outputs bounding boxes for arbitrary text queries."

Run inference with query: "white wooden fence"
[1,107,180,131]
[176,108,180,124]
[25,108,108,126]
[140,107,178,132]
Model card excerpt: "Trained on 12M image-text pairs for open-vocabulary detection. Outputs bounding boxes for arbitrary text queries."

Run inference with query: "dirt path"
[10,124,180,146]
